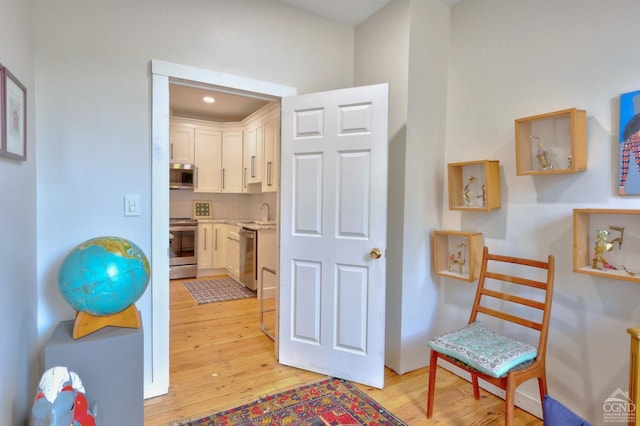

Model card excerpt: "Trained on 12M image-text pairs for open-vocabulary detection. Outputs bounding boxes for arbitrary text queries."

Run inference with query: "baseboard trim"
[437,361,543,419]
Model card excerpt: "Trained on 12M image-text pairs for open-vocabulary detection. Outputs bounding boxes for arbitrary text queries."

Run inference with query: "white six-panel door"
[279,84,388,388]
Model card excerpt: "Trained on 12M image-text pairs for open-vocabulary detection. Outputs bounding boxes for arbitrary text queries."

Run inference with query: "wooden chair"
[426,246,555,426]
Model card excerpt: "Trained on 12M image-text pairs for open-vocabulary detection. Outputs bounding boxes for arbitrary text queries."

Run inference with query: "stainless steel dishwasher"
[239,227,257,290]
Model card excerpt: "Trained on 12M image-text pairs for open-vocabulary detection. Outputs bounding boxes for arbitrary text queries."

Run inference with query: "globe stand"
[73,305,141,339]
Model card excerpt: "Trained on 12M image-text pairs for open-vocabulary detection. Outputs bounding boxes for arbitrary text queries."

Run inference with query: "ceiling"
[272,0,392,25]
[169,84,273,122]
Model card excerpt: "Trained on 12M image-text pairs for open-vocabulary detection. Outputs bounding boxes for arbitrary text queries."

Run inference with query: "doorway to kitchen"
[149,59,296,398]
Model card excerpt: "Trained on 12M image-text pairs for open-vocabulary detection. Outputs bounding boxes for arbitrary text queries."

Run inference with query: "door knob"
[370,248,382,259]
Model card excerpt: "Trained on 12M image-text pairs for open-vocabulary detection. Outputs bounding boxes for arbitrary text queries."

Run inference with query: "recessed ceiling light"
[203,96,215,104]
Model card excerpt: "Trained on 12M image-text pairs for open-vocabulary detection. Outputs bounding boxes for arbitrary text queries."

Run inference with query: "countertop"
[197,218,277,230]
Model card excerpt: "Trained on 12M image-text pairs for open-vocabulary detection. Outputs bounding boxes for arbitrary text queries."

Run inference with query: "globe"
[58,236,150,316]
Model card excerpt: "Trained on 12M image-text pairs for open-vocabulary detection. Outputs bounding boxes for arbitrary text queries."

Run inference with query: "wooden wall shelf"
[515,108,587,175]
[573,208,640,283]
[447,160,500,211]
[433,230,483,282]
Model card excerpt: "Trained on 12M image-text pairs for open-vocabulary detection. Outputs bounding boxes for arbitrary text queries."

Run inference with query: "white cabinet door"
[169,125,195,164]
[262,109,279,193]
[226,236,239,279]
[279,84,388,389]
[244,119,263,188]
[213,224,227,269]
[194,128,222,193]
[222,131,244,193]
[197,222,214,270]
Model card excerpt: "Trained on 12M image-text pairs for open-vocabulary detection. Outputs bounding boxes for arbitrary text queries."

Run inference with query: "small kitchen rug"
[171,377,407,426]
[183,278,256,304]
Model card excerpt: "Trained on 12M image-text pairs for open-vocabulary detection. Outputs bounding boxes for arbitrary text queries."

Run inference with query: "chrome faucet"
[260,203,272,221]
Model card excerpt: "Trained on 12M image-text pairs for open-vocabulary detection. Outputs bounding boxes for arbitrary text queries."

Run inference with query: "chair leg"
[504,380,516,426]
[426,350,439,418]
[537,375,548,408]
[471,373,480,399]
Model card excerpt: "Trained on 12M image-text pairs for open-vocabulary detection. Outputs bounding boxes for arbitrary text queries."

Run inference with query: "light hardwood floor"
[143,277,543,425]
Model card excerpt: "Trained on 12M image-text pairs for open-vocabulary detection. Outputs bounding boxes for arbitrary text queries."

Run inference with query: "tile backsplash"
[170,190,277,221]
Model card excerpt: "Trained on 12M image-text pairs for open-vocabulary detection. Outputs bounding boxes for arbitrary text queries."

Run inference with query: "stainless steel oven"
[169,218,198,279]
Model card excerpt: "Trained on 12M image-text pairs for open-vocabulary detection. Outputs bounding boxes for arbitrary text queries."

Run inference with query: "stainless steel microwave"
[170,163,194,190]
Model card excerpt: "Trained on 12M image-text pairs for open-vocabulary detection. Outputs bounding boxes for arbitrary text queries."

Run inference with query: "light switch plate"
[124,194,140,216]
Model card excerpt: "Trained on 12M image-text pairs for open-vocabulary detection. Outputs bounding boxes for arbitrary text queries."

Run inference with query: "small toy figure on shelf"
[448,243,466,274]
[463,176,476,207]
[592,229,617,270]
[532,136,553,170]
[476,184,486,207]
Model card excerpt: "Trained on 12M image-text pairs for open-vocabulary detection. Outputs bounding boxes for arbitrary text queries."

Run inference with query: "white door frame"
[148,59,296,398]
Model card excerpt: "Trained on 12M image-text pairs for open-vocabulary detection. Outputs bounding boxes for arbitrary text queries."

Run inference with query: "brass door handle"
[370,248,382,259]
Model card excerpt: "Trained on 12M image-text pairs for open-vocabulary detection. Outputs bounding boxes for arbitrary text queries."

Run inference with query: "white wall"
[355,0,411,373]
[33,0,354,398]
[0,0,37,423]
[443,0,640,422]
[355,0,451,375]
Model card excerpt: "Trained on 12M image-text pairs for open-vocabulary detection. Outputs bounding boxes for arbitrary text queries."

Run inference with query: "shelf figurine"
[463,176,476,207]
[592,229,618,271]
[532,136,553,170]
[448,243,466,274]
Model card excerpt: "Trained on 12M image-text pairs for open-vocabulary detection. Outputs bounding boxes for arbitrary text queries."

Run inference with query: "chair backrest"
[469,246,555,357]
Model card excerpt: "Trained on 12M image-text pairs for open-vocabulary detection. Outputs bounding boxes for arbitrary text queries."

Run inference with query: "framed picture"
[619,90,640,195]
[1,68,27,161]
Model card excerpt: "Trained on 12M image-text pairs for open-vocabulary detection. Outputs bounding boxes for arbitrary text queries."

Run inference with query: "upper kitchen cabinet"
[194,127,222,193]
[169,124,195,164]
[222,130,244,193]
[262,108,279,193]
[244,118,263,188]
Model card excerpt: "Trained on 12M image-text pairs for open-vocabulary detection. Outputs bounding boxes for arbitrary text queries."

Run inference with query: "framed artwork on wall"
[619,90,640,195]
[1,67,27,161]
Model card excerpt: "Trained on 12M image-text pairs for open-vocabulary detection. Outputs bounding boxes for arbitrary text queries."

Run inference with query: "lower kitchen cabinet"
[226,224,241,280]
[213,223,227,269]
[197,222,228,277]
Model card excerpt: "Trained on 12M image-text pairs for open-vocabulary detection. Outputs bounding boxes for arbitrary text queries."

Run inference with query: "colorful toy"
[32,366,100,426]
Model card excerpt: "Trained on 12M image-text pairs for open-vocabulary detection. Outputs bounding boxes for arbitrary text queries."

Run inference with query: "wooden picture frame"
[2,68,27,161]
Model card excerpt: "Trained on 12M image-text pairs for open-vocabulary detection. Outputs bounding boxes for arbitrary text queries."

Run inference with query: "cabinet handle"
[251,155,256,178]
[204,228,208,250]
[170,144,174,159]
[267,161,272,186]
[243,167,247,188]
[195,167,198,188]
[215,229,218,250]
[222,169,225,189]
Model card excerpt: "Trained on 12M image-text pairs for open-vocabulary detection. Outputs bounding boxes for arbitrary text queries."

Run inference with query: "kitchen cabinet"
[262,109,279,193]
[197,222,228,276]
[169,124,195,164]
[197,222,215,271]
[244,118,263,188]
[213,223,227,269]
[226,224,241,280]
[194,128,222,193]
[222,131,244,193]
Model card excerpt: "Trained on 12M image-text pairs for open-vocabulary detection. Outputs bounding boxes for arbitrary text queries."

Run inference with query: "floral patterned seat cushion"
[427,321,537,378]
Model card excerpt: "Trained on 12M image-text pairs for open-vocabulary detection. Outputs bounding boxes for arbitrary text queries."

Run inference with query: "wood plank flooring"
[143,277,543,425]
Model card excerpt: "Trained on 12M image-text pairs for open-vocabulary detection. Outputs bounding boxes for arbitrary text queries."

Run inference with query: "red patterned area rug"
[183,278,256,304]
[171,377,407,425]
